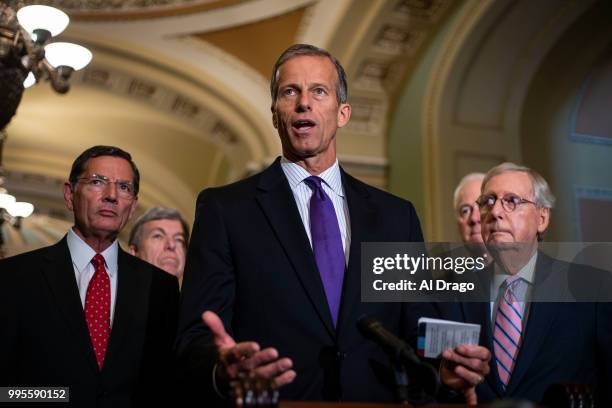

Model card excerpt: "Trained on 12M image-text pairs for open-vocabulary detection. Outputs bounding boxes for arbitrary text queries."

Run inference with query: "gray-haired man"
[451,162,612,404]
[129,207,190,280]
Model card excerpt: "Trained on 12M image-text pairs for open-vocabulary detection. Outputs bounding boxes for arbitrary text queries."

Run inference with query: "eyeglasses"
[457,203,478,220]
[476,193,536,213]
[77,174,135,198]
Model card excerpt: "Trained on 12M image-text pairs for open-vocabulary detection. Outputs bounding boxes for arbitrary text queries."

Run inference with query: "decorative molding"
[352,0,453,95]
[72,0,316,35]
[3,170,72,222]
[344,97,387,135]
[395,0,450,23]
[24,0,208,12]
[1,213,72,258]
[295,0,351,47]
[77,64,241,154]
[570,132,612,146]
[21,0,247,21]
[575,185,612,199]
[338,0,455,177]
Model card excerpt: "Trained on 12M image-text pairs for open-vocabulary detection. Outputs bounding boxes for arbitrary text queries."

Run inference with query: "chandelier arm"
[45,59,70,94]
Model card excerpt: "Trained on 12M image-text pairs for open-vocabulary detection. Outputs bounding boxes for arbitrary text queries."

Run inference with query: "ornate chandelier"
[0,2,92,129]
[0,2,91,249]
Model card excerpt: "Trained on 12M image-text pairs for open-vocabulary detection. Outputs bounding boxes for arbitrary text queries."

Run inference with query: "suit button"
[336,351,347,359]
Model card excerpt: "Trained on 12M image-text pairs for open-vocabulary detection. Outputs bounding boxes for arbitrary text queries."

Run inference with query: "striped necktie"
[493,278,523,390]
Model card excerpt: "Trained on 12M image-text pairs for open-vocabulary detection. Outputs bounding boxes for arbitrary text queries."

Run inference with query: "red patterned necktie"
[85,254,111,370]
[493,278,523,390]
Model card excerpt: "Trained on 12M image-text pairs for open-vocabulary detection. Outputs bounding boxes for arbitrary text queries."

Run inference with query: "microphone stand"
[388,349,438,405]
[357,316,439,405]
[391,358,410,405]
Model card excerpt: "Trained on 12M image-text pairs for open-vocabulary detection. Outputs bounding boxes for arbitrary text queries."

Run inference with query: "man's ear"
[63,182,74,211]
[337,103,351,128]
[537,207,550,235]
[128,245,138,256]
[272,110,278,129]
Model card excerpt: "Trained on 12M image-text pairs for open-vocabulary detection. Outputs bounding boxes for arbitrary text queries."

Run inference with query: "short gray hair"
[270,43,348,110]
[128,207,190,249]
[453,172,485,211]
[482,162,556,209]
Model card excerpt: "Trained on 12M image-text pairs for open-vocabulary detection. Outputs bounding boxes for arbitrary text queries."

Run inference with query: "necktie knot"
[503,277,522,302]
[91,254,105,272]
[304,176,323,191]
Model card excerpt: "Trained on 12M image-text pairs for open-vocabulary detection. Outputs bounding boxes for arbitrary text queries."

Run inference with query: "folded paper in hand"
[417,318,480,358]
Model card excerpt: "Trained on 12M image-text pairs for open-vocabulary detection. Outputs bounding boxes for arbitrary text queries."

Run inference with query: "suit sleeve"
[175,188,235,405]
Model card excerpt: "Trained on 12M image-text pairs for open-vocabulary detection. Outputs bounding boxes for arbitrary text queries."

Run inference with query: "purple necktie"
[304,176,345,327]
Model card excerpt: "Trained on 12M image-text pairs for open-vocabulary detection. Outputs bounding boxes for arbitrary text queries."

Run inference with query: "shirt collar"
[493,251,537,290]
[67,227,118,277]
[280,157,345,198]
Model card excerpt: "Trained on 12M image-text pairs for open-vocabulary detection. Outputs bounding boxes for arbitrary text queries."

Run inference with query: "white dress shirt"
[490,251,537,329]
[66,228,119,326]
[280,157,351,264]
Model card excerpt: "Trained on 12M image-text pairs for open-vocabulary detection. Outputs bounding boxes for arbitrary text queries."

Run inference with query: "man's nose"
[488,198,505,219]
[296,93,311,112]
[469,204,481,225]
[103,182,118,202]
[165,237,176,250]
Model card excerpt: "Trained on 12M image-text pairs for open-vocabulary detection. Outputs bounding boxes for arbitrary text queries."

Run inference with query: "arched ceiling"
[400,0,600,240]
[23,0,249,20]
[4,0,457,251]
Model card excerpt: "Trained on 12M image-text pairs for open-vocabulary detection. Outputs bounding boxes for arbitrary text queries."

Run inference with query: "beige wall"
[521,0,612,241]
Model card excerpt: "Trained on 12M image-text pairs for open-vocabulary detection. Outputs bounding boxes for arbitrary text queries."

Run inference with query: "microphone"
[357,316,439,397]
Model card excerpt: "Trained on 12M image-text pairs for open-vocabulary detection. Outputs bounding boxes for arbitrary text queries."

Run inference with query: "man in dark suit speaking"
[0,146,179,407]
[176,44,489,405]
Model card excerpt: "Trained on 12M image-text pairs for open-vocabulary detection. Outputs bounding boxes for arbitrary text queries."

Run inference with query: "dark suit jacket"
[430,253,612,404]
[176,158,427,404]
[0,237,180,408]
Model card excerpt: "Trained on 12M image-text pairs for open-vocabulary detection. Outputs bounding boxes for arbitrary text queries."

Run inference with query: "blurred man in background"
[454,173,485,245]
[129,207,189,282]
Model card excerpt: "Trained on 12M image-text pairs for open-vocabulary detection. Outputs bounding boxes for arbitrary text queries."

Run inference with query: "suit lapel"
[41,237,98,374]
[505,254,560,394]
[335,170,377,340]
[255,159,336,339]
[102,248,151,374]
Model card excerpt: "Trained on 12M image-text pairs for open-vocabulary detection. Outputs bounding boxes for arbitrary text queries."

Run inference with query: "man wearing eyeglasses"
[0,145,179,407]
[450,162,612,404]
